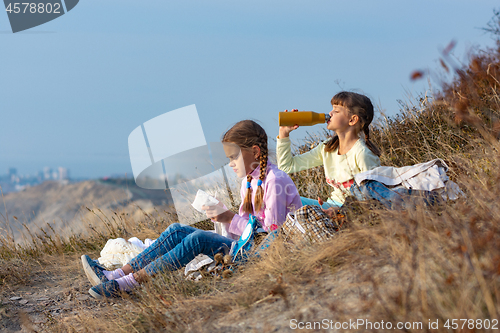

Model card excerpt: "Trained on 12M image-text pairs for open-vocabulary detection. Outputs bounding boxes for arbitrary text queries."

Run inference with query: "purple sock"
[116,273,138,292]
[103,268,126,281]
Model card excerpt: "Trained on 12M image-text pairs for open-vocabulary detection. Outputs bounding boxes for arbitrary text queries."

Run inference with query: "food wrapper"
[191,189,219,213]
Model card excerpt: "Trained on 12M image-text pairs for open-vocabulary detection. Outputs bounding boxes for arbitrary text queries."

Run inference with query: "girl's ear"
[349,114,360,126]
[252,145,261,159]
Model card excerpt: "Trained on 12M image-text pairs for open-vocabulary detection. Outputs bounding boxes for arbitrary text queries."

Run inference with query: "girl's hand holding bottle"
[278,109,300,139]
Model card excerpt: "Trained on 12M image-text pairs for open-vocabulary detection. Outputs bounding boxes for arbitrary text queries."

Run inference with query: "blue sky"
[1,0,498,179]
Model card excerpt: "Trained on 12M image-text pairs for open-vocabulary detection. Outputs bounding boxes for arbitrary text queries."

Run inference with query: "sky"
[1,0,499,179]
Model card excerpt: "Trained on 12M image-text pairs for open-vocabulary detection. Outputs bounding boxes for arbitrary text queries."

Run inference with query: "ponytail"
[363,126,381,157]
[253,146,268,213]
[242,174,254,214]
[323,135,339,153]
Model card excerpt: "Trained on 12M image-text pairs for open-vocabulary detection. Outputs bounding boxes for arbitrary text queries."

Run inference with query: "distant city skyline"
[4,166,70,179]
[1,165,71,193]
[1,165,130,180]
[1,1,498,179]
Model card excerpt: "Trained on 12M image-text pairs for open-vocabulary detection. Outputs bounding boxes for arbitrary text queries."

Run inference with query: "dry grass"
[88,18,500,331]
[2,11,500,333]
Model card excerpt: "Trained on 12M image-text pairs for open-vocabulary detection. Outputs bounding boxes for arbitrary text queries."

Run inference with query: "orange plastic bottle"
[278,111,331,127]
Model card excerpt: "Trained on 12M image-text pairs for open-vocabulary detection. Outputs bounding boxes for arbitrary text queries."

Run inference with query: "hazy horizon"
[1,0,498,179]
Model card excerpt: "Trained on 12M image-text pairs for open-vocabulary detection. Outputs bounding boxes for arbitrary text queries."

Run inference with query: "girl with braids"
[83,120,301,299]
[277,91,381,216]
[208,119,302,235]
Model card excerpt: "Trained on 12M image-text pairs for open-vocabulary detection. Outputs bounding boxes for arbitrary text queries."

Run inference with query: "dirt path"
[0,251,387,332]
[0,253,121,332]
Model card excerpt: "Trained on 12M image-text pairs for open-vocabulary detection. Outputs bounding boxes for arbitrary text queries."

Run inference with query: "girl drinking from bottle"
[82,120,302,298]
[277,91,381,216]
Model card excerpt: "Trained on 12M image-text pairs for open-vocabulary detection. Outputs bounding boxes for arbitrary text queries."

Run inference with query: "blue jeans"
[300,196,342,209]
[128,223,234,276]
[350,180,441,209]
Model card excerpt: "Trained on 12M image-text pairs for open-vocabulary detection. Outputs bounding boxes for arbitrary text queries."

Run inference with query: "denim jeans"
[350,180,441,209]
[128,223,234,276]
[300,196,342,209]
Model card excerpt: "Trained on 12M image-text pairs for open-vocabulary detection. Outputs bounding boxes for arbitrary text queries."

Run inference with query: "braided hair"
[324,91,381,156]
[222,120,268,214]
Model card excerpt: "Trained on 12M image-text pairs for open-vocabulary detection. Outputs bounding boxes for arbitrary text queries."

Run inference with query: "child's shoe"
[81,255,108,286]
[88,280,121,299]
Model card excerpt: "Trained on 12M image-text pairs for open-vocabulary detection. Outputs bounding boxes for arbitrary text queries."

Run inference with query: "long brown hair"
[222,120,268,214]
[324,91,381,156]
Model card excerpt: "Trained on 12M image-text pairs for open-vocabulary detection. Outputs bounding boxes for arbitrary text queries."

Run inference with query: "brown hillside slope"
[1,181,130,243]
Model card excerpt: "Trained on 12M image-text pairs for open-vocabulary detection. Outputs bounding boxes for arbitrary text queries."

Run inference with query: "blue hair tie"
[246,181,251,189]
[257,179,263,186]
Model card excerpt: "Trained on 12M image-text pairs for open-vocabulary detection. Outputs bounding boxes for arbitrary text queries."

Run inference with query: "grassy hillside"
[0,178,175,245]
[1,12,500,333]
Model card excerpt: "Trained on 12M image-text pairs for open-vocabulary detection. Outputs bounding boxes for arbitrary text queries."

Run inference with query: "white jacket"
[354,159,462,200]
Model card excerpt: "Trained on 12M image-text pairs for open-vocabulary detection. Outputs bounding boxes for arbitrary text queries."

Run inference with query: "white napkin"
[191,189,219,213]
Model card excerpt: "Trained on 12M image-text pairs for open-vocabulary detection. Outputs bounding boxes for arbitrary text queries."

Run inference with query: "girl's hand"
[318,197,339,218]
[201,202,235,223]
[278,109,300,139]
[321,207,337,218]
